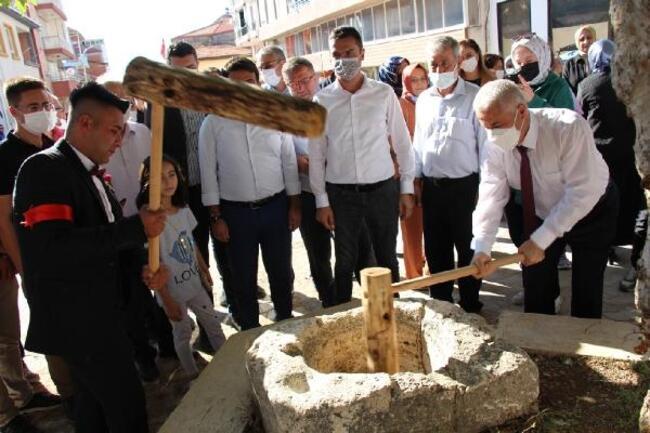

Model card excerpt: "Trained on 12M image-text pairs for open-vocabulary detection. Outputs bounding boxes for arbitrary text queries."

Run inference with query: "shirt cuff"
[285,181,302,197]
[471,237,493,256]
[529,224,557,251]
[315,193,330,208]
[201,192,220,207]
[400,179,414,194]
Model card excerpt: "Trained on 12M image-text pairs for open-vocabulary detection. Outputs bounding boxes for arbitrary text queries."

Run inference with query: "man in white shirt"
[471,80,618,318]
[257,46,289,95]
[413,36,486,313]
[309,26,415,305]
[199,57,301,330]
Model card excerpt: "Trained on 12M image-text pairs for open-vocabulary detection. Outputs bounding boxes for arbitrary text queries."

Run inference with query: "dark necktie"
[517,146,538,240]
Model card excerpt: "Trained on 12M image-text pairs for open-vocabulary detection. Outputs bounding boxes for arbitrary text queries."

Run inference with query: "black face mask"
[518,62,540,83]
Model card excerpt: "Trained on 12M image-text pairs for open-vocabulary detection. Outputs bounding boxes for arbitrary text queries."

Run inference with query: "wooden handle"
[361,267,399,374]
[147,103,164,272]
[391,254,523,293]
[123,56,327,138]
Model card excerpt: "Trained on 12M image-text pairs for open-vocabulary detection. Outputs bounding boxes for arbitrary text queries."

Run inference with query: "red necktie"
[517,146,538,240]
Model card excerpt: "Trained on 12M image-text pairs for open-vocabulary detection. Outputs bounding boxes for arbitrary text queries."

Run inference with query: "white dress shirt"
[309,75,415,208]
[413,79,486,178]
[198,115,301,206]
[292,135,311,193]
[472,108,610,254]
[104,121,151,217]
[70,145,115,222]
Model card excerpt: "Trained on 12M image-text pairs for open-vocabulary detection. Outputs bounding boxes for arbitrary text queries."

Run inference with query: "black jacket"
[145,106,188,176]
[562,54,589,95]
[13,140,147,356]
[577,72,636,164]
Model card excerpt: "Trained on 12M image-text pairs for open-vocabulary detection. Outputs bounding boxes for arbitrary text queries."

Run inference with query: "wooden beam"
[123,56,327,138]
[147,103,164,272]
[361,267,399,374]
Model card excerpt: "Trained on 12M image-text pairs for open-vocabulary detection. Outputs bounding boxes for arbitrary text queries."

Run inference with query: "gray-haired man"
[471,80,618,318]
[257,46,289,95]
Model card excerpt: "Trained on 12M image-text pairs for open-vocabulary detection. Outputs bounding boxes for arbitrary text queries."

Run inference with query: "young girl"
[137,155,226,377]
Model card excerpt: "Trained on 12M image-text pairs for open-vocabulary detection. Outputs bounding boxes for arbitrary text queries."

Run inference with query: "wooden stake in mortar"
[123,56,327,271]
[362,254,523,373]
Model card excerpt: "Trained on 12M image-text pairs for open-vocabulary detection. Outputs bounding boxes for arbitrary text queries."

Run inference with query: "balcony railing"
[42,35,73,54]
[288,0,312,14]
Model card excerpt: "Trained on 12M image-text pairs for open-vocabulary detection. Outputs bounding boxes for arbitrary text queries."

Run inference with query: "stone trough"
[246,299,539,433]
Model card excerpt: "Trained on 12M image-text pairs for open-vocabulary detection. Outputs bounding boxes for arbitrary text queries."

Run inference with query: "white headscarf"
[511,34,552,86]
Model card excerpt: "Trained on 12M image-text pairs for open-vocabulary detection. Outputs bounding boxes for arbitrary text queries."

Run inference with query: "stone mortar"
[246,299,539,433]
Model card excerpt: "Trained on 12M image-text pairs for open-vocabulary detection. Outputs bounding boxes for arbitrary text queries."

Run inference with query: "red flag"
[160,38,166,59]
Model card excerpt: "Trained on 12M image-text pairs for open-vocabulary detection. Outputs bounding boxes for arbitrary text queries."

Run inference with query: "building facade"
[232,0,487,72]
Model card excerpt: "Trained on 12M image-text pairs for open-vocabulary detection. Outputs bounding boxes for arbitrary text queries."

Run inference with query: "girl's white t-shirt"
[159,206,205,303]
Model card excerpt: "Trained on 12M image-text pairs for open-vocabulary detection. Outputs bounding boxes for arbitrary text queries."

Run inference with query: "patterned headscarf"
[511,34,552,86]
[378,56,409,96]
[401,63,429,104]
[588,39,616,75]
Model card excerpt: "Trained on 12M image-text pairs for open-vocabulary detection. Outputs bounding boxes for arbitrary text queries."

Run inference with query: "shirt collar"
[70,144,95,171]
[332,73,369,95]
[519,110,538,150]
[430,77,466,98]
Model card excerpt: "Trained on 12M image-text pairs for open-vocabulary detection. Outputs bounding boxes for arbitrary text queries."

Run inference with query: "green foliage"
[0,0,35,13]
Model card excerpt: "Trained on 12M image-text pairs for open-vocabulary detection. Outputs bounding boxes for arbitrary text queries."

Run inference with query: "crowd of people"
[0,22,642,433]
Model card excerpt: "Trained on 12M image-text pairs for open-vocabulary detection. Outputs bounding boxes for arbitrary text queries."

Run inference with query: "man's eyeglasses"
[288,75,315,89]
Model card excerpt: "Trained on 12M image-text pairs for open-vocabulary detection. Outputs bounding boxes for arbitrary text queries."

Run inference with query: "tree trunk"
[610,0,650,352]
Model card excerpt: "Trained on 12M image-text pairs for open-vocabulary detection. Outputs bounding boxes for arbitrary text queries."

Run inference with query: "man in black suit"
[13,83,167,433]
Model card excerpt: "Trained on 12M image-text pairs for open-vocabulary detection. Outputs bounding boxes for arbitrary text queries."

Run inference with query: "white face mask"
[21,109,57,135]
[261,68,281,87]
[486,109,521,151]
[428,70,457,90]
[334,57,362,81]
[460,57,478,73]
[494,70,505,79]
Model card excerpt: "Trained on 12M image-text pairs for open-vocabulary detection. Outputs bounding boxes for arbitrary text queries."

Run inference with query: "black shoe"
[19,392,61,414]
[256,285,267,299]
[0,415,43,433]
[460,300,484,314]
[619,267,637,293]
[135,359,160,383]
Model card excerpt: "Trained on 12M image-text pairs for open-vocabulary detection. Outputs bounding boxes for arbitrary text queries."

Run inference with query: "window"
[237,9,248,36]
[4,25,20,60]
[263,0,269,24]
[400,0,417,34]
[285,35,295,57]
[320,24,329,51]
[18,31,38,67]
[386,0,400,37]
[303,29,312,54]
[498,0,531,56]
[361,8,374,41]
[549,0,610,52]
[443,0,464,26]
[416,0,425,32]
[373,4,386,39]
[295,31,304,55]
[311,27,320,52]
[425,0,443,30]
[0,25,7,57]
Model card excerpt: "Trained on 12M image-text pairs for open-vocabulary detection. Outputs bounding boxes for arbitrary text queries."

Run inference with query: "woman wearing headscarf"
[458,39,494,86]
[510,33,575,110]
[378,56,410,97]
[577,39,646,291]
[398,63,429,278]
[563,25,597,95]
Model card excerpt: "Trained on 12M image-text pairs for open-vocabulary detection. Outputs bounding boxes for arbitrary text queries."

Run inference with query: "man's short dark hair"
[329,26,363,49]
[224,56,260,82]
[4,77,46,107]
[168,41,197,61]
[68,82,130,129]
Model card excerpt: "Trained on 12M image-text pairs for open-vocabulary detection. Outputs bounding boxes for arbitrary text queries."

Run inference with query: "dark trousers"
[188,184,211,266]
[327,178,399,305]
[212,238,238,320]
[421,174,482,311]
[64,344,148,433]
[221,193,293,330]
[512,182,619,318]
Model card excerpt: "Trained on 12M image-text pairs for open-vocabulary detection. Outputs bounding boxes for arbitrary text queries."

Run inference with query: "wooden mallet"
[122,56,327,271]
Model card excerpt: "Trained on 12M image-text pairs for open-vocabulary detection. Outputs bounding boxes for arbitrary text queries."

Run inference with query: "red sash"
[22,204,73,229]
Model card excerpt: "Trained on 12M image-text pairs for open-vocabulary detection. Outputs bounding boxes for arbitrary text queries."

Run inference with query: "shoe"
[619,267,637,293]
[223,313,241,331]
[256,285,267,300]
[19,392,61,414]
[135,359,160,383]
[608,248,621,265]
[554,296,561,314]
[557,253,572,270]
[0,415,43,433]
[460,300,483,314]
[511,291,524,306]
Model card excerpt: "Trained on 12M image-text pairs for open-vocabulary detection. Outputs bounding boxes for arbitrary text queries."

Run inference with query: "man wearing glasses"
[257,46,289,95]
